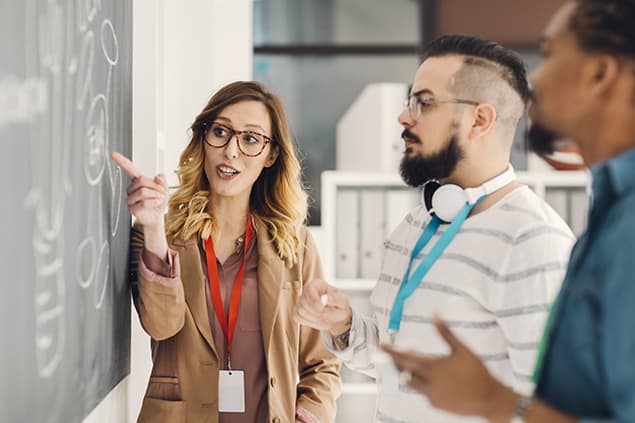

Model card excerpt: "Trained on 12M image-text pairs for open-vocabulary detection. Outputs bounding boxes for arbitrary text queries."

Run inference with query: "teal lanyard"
[388,200,478,333]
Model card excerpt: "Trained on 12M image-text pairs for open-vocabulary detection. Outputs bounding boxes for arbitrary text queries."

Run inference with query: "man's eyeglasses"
[203,122,272,157]
[403,94,479,121]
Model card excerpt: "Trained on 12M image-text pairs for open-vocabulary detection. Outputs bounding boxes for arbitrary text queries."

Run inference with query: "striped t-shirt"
[325,186,576,423]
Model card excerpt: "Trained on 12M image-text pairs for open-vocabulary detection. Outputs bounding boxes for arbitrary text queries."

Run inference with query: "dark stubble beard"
[399,129,465,188]
[526,122,559,156]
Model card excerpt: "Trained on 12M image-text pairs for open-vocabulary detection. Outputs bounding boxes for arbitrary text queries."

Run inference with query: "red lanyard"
[203,218,253,369]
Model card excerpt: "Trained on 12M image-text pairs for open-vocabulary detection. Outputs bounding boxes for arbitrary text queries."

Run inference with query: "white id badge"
[218,370,245,413]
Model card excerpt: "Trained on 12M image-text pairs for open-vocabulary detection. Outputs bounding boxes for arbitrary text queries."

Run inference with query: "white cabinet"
[336,83,408,174]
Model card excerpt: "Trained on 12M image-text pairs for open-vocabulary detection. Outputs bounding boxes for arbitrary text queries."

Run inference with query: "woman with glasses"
[112,81,340,423]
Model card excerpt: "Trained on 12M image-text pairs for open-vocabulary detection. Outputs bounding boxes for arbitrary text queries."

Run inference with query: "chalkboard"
[1,0,132,422]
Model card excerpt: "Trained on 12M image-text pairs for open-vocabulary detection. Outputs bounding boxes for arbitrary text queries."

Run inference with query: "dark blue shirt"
[535,146,635,422]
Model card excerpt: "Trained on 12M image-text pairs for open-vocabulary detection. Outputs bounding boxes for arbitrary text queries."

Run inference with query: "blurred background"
[253,0,569,225]
[1,1,587,422]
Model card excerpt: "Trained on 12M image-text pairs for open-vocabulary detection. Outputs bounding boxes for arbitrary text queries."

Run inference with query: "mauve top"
[143,233,268,422]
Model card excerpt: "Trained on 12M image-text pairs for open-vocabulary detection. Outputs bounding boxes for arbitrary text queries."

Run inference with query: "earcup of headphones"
[431,184,468,223]
[422,180,441,213]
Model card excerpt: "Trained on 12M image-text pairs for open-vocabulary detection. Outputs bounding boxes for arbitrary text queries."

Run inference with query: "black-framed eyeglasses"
[404,93,479,121]
[203,122,272,157]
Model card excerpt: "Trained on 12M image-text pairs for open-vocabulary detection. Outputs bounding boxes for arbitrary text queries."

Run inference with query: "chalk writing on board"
[0,76,47,128]
[21,0,124,379]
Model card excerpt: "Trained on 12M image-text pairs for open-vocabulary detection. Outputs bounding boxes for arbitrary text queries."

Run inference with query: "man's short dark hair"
[570,0,635,58]
[421,34,530,107]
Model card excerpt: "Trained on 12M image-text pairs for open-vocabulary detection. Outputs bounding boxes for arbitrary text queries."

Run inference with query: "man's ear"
[264,145,279,168]
[469,103,497,139]
[584,54,620,97]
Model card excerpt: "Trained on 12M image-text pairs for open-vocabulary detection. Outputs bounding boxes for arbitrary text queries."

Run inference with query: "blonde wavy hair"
[166,81,308,267]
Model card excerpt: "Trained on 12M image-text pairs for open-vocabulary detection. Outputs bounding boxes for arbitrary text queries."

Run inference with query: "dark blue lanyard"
[388,200,479,333]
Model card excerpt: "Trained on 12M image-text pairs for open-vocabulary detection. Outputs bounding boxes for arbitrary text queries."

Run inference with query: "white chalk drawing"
[22,0,125,379]
[94,241,110,309]
[76,30,95,111]
[85,94,107,185]
[30,224,66,379]
[109,161,123,238]
[86,0,101,26]
[101,19,119,67]
[0,76,48,129]
[101,17,123,239]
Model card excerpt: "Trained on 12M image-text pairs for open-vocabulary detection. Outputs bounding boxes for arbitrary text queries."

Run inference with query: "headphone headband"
[422,164,516,222]
[463,164,516,204]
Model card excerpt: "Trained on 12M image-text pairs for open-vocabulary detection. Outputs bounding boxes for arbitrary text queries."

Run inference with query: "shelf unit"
[321,169,590,283]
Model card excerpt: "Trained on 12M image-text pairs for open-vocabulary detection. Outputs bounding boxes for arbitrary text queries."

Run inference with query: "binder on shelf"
[335,190,360,279]
[359,190,385,279]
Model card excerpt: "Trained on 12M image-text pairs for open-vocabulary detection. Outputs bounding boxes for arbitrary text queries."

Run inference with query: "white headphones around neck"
[421,165,516,223]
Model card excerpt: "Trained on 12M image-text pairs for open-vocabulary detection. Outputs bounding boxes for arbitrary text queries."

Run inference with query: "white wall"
[83,0,253,421]
[161,0,253,187]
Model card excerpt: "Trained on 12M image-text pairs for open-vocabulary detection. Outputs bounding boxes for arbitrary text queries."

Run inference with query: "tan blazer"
[130,221,341,423]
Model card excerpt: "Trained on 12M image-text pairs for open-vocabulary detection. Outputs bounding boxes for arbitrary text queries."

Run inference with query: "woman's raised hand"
[111,152,169,229]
